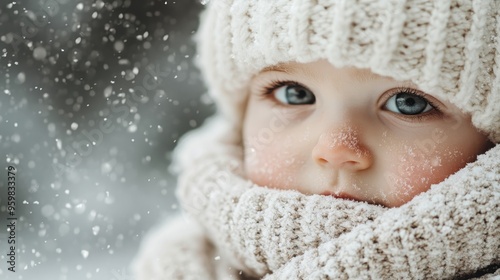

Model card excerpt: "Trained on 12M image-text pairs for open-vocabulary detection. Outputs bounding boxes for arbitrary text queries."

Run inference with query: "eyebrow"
[260,64,380,83]
[260,64,295,74]
[260,64,319,82]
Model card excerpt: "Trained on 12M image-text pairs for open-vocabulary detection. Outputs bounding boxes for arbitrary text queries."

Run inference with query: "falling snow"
[33,46,48,60]
[0,0,213,279]
[81,250,89,259]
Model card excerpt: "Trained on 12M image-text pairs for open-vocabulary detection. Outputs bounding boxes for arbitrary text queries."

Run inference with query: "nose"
[312,125,372,171]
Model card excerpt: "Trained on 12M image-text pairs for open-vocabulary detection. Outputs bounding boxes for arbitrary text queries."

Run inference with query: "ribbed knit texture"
[196,0,500,141]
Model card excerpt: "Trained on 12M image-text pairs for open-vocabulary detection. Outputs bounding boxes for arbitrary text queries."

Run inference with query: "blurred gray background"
[0,1,214,279]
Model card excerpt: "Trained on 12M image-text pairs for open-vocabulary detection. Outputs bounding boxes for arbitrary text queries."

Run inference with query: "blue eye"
[385,92,433,115]
[274,85,316,105]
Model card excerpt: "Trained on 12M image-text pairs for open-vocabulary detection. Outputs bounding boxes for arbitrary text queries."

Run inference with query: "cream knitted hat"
[196,0,500,142]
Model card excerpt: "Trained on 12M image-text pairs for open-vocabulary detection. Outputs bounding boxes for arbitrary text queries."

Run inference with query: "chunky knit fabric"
[133,116,500,279]
[197,0,500,142]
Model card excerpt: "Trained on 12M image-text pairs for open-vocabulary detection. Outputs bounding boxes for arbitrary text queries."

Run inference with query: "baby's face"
[243,60,493,207]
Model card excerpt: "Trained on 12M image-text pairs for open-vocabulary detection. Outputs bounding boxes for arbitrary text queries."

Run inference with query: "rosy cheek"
[244,141,300,189]
[384,142,466,206]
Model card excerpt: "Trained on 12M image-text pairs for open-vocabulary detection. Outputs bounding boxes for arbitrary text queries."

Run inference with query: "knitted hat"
[195,0,500,143]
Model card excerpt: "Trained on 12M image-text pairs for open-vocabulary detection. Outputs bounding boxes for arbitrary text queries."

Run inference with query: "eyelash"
[384,87,443,121]
[258,79,305,97]
[257,79,443,120]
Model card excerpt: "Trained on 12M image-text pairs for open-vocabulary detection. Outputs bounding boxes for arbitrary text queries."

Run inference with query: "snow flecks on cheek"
[383,141,467,206]
[243,142,303,190]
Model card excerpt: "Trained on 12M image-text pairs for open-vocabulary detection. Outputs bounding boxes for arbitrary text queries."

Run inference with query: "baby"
[133,0,499,279]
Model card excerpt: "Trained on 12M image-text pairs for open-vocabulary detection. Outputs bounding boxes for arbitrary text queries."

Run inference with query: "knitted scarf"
[174,146,500,279]
[133,117,500,279]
